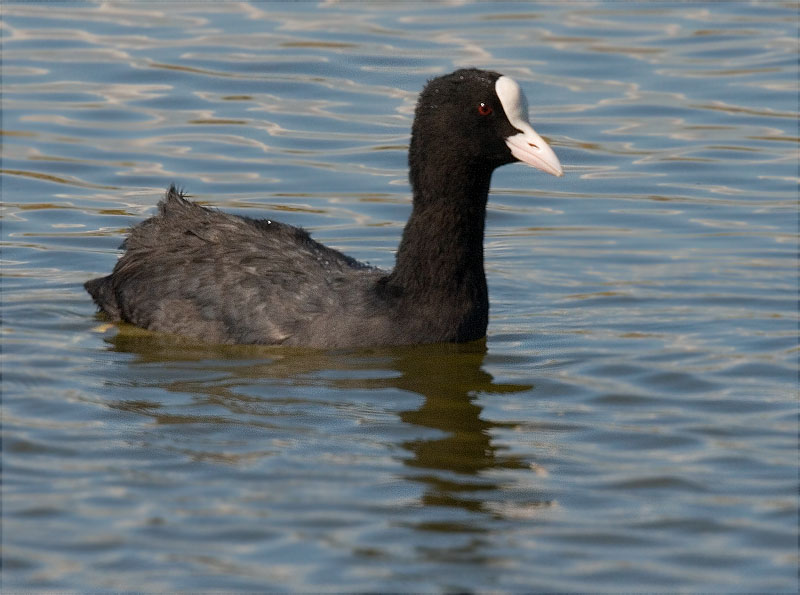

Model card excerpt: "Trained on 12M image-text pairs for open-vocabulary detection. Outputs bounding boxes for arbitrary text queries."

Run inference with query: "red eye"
[478,102,493,116]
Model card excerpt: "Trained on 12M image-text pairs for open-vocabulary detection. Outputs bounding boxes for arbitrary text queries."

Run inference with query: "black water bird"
[85,68,563,348]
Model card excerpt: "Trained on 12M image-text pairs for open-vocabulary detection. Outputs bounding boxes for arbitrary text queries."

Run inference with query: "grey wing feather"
[88,188,376,345]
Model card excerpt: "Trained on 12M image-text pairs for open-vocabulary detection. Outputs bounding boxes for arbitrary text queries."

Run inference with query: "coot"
[86,68,563,348]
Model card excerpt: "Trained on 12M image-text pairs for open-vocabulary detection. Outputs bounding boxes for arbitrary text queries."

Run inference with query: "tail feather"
[84,275,121,320]
[86,186,192,321]
[159,184,196,216]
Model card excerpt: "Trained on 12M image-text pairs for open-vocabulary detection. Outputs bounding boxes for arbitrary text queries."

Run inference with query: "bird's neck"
[391,162,493,298]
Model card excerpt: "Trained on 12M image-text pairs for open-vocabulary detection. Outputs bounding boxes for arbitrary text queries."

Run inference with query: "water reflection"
[392,345,534,520]
[102,328,542,523]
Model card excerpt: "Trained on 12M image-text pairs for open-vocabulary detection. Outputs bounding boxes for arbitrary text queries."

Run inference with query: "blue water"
[2,1,797,592]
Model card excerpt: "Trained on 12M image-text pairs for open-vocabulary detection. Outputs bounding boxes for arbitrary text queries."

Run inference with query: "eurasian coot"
[85,68,563,348]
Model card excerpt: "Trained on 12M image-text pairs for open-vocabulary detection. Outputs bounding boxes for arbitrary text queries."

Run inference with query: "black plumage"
[85,68,562,348]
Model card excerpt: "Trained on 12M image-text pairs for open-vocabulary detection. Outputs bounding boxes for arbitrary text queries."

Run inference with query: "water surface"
[2,1,797,592]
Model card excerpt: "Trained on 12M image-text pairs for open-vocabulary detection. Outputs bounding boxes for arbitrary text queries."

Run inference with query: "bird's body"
[87,187,484,348]
[86,68,562,348]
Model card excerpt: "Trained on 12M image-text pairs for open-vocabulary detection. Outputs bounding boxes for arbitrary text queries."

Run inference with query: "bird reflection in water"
[101,330,552,527]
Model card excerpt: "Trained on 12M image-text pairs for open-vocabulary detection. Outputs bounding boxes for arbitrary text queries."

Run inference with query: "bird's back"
[85,186,379,345]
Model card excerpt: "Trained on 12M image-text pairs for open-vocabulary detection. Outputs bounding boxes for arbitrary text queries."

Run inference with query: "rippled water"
[2,2,797,592]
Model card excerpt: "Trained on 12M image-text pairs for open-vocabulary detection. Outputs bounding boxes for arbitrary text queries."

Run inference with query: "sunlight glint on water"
[2,2,796,592]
